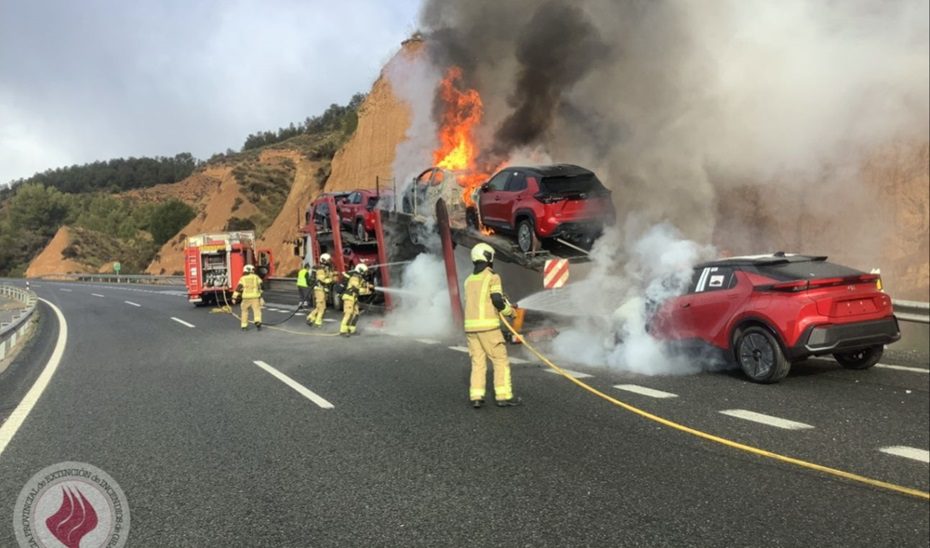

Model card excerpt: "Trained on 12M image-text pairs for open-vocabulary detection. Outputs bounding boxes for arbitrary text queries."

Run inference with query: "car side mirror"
[480,183,490,192]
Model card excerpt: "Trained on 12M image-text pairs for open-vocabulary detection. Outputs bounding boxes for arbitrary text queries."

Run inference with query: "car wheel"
[735,326,791,383]
[516,219,539,254]
[833,345,883,370]
[355,220,368,242]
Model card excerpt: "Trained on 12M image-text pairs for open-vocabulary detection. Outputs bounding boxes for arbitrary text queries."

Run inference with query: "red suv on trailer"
[471,164,614,252]
[336,189,394,241]
[650,253,900,383]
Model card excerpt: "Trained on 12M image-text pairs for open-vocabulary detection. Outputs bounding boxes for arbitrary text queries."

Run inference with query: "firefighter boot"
[471,399,484,409]
[496,397,523,407]
[256,322,262,331]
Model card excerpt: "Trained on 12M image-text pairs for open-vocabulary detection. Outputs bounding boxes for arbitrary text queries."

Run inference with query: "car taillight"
[807,277,844,289]
[757,280,808,292]
[534,192,565,204]
[856,273,882,290]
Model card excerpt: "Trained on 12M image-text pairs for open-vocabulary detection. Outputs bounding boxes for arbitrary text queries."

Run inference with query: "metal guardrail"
[1,284,39,362]
[894,299,930,324]
[41,274,185,285]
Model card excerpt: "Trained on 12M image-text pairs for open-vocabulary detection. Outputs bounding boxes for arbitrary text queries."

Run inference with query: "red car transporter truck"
[184,231,274,306]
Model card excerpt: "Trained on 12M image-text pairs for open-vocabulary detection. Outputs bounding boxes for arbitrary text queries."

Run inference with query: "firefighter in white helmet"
[464,243,520,408]
[340,263,373,336]
[232,264,264,331]
[306,253,334,327]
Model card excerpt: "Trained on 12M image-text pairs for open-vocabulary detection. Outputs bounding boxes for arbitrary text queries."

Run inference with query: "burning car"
[649,253,900,383]
[401,167,471,225]
[469,164,615,253]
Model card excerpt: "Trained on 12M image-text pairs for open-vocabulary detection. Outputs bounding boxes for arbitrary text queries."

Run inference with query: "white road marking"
[876,363,929,374]
[545,368,593,379]
[879,446,930,463]
[59,288,72,292]
[509,357,530,364]
[0,299,68,457]
[91,293,105,298]
[449,346,470,353]
[124,301,141,307]
[170,317,195,328]
[253,360,334,409]
[324,318,336,323]
[416,338,440,345]
[613,384,678,398]
[719,409,814,430]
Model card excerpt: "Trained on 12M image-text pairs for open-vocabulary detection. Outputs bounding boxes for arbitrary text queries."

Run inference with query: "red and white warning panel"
[543,259,569,289]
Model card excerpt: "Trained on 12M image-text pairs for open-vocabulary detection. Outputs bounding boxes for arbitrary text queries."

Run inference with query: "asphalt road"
[0,280,928,546]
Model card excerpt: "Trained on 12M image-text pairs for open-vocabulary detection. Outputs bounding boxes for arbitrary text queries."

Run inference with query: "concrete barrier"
[0,285,38,362]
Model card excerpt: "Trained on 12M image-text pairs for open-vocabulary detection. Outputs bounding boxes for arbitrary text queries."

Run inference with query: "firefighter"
[296,263,312,310]
[306,253,334,327]
[464,243,520,408]
[232,264,264,331]
[340,263,373,337]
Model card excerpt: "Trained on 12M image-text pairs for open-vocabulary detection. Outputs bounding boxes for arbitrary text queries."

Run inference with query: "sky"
[0,0,421,185]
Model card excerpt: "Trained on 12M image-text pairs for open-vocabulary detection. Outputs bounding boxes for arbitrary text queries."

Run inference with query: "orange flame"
[432,67,494,208]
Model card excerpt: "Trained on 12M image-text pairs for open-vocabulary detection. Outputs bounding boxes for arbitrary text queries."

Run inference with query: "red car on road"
[337,189,394,241]
[650,253,900,383]
[471,164,615,253]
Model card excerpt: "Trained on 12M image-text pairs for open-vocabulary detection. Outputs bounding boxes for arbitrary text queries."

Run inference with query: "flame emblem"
[45,486,99,548]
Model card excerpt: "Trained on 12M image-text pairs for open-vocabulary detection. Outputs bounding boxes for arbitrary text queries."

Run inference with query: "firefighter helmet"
[243,264,255,274]
[470,243,495,263]
[320,253,332,263]
[354,263,368,274]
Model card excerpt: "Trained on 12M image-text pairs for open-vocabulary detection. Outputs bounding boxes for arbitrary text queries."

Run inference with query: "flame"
[46,487,99,548]
[431,67,498,208]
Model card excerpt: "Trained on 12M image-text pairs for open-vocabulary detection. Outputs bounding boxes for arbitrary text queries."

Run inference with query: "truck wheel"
[834,345,883,370]
[355,220,368,242]
[735,326,791,383]
[516,219,539,254]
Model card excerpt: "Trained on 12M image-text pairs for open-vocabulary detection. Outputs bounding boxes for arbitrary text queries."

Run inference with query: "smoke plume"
[417,0,929,279]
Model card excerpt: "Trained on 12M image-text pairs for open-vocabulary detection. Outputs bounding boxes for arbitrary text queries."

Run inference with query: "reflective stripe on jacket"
[313,265,333,287]
[464,268,504,332]
[296,268,310,288]
[239,273,263,299]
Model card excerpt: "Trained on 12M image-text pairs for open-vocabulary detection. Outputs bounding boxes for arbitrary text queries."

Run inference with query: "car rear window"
[539,173,608,195]
[755,260,863,281]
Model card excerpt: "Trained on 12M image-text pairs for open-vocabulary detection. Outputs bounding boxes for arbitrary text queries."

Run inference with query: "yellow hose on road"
[500,316,930,501]
[218,291,341,338]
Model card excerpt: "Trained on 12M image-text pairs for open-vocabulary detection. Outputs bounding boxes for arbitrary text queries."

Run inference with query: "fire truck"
[184,231,273,305]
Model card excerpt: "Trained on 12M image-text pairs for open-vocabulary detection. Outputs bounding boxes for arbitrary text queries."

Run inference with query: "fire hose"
[219,289,340,337]
[497,314,929,501]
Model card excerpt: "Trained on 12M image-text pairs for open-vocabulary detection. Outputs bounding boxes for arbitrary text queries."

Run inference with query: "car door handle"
[680,303,691,308]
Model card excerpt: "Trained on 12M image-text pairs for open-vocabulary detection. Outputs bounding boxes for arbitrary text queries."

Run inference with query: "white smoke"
[385,48,441,196]
[383,253,454,338]
[536,221,717,375]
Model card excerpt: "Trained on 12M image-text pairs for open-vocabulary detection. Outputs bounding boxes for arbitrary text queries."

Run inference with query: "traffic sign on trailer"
[543,259,569,289]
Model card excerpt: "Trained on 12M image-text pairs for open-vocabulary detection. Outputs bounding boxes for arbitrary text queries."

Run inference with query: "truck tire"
[834,345,883,370]
[735,326,791,383]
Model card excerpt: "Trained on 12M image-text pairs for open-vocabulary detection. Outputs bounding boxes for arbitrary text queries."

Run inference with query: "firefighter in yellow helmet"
[340,263,374,337]
[306,253,334,327]
[464,243,520,408]
[232,264,264,330]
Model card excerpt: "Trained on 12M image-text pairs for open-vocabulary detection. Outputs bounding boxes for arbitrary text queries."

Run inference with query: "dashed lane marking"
[91,293,105,298]
[719,409,814,430]
[416,338,440,345]
[449,346,469,353]
[0,299,68,457]
[170,317,195,328]
[880,446,930,464]
[253,360,334,409]
[124,301,141,307]
[509,357,530,364]
[876,363,929,374]
[614,384,678,398]
[545,368,592,379]
[59,288,72,292]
